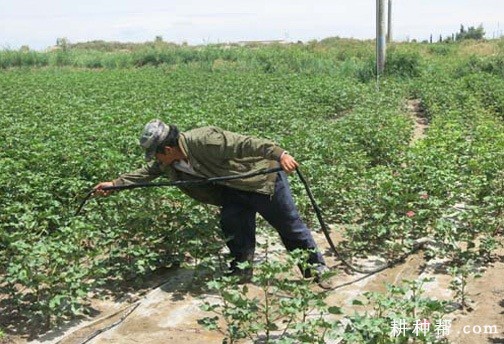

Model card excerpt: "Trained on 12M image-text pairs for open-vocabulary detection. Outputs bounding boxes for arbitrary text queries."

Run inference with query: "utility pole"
[387,0,392,43]
[376,0,386,76]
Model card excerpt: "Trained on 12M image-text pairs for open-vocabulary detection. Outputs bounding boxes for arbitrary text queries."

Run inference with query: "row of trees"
[426,24,486,44]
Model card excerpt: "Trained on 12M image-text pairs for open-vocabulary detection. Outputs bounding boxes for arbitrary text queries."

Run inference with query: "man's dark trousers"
[220,171,325,269]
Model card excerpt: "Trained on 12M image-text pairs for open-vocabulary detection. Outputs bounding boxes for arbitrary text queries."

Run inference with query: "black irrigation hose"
[295,168,390,274]
[296,168,433,277]
[75,166,283,216]
[76,166,423,275]
[77,302,141,344]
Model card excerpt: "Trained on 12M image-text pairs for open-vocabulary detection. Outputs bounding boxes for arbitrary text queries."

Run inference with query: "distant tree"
[56,37,69,51]
[155,35,163,43]
[19,45,30,52]
[456,24,485,41]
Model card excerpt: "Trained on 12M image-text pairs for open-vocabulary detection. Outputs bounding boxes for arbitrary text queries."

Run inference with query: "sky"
[0,0,503,50]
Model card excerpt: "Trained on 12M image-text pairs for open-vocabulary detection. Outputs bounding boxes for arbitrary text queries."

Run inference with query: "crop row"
[333,67,503,259]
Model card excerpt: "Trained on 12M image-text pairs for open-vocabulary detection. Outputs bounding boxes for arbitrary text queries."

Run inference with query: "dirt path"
[406,98,429,145]
[444,253,504,344]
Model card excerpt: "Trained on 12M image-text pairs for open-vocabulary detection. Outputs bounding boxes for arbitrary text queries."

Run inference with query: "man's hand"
[279,152,299,174]
[93,181,114,197]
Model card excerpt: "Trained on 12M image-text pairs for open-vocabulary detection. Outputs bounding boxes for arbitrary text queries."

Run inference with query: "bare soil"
[406,98,429,145]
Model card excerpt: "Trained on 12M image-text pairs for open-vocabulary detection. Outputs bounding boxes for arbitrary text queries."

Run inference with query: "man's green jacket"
[113,126,285,206]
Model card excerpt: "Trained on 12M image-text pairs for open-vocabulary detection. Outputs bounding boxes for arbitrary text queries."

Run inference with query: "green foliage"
[342,279,448,344]
[386,50,423,78]
[355,58,377,83]
[428,44,455,56]
[199,249,337,343]
[0,50,49,68]
[448,260,481,312]
[0,41,369,76]
[456,24,485,41]
[461,73,504,119]
[355,49,423,82]
[455,55,504,78]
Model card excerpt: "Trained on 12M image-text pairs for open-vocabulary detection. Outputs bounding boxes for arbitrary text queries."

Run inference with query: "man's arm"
[93,161,163,196]
[112,161,163,186]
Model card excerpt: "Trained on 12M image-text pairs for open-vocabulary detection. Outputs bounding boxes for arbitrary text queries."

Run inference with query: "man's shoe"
[313,265,335,290]
[225,260,253,284]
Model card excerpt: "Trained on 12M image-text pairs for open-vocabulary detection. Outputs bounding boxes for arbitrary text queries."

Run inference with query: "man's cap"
[139,119,170,161]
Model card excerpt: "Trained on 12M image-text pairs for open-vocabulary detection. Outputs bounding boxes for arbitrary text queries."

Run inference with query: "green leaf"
[328,306,343,314]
